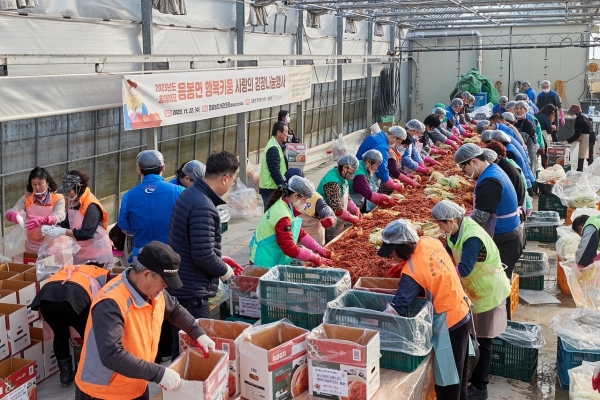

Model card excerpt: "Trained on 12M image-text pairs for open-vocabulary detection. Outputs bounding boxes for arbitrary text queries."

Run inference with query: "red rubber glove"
[347,200,360,216]
[398,173,420,187]
[5,210,20,224]
[384,179,403,192]
[370,192,399,208]
[593,363,600,392]
[223,257,244,275]
[308,254,335,267]
[415,165,429,174]
[448,134,463,145]
[423,156,439,166]
[338,210,360,225]
[320,216,336,229]
[445,139,459,150]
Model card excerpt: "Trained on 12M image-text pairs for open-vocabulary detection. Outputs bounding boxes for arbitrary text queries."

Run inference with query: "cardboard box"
[0,290,17,305]
[0,265,35,275]
[10,254,37,266]
[307,324,380,400]
[0,305,30,355]
[353,277,400,295]
[109,267,126,280]
[0,358,36,400]
[0,272,21,282]
[0,317,9,361]
[15,341,43,383]
[239,321,309,400]
[29,328,57,378]
[285,143,307,169]
[1,278,37,323]
[22,273,48,294]
[179,319,251,397]
[162,349,229,400]
[229,267,270,319]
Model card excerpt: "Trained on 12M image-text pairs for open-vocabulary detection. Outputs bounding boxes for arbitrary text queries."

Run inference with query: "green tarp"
[450,68,500,105]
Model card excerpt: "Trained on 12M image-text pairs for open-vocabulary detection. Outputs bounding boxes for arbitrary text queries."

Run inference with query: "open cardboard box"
[0,264,36,275]
[0,288,17,305]
[1,277,37,323]
[229,266,270,319]
[163,349,229,400]
[0,357,36,400]
[10,253,37,266]
[29,327,57,379]
[307,323,380,400]
[15,339,43,383]
[0,271,21,281]
[239,321,309,400]
[0,304,30,355]
[179,319,251,397]
[353,277,400,295]
[22,273,48,294]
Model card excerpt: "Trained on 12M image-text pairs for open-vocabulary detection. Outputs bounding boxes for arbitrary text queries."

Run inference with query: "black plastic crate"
[490,321,540,381]
[537,194,567,219]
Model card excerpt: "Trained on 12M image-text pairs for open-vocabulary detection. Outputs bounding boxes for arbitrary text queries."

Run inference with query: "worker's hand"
[41,225,66,239]
[5,210,20,224]
[308,254,335,267]
[445,140,459,150]
[551,125,557,131]
[398,174,419,188]
[223,257,244,276]
[320,216,336,229]
[560,114,566,126]
[384,179,403,193]
[159,368,182,391]
[196,334,216,358]
[25,216,48,230]
[220,266,235,282]
[449,134,463,145]
[592,363,600,392]
[347,200,360,216]
[423,156,440,166]
[415,165,429,174]
[317,247,332,259]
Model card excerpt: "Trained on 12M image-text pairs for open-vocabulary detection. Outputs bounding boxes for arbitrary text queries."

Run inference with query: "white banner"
[121,66,312,131]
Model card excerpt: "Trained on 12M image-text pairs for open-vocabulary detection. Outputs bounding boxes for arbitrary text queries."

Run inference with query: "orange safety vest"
[24,192,63,209]
[75,272,165,399]
[400,237,470,328]
[47,265,109,299]
[77,188,109,230]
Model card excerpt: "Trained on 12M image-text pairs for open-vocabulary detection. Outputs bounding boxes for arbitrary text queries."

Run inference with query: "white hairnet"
[454,143,484,165]
[505,101,516,110]
[381,219,420,244]
[476,120,490,129]
[388,126,407,140]
[502,112,516,122]
[433,107,447,116]
[481,130,494,142]
[515,100,529,109]
[541,80,551,86]
[287,175,315,198]
[489,130,511,143]
[522,81,531,87]
[182,160,206,181]
[431,200,466,221]
[515,93,527,101]
[406,119,425,132]
[461,91,471,98]
[482,148,498,163]
[362,149,383,164]
[337,154,359,169]
[499,96,508,103]
[451,98,463,107]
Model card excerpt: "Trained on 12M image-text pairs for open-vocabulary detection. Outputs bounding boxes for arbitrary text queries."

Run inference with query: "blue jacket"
[525,87,536,103]
[169,177,184,186]
[168,179,228,300]
[528,101,539,114]
[506,143,534,188]
[476,164,520,234]
[536,90,562,109]
[118,174,184,255]
[492,104,506,115]
[496,123,525,147]
[401,139,424,171]
[356,131,391,183]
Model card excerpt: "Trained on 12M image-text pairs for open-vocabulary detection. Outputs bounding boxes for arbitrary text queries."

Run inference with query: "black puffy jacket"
[168,179,228,300]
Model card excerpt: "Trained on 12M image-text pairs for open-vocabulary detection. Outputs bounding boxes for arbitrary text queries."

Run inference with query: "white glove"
[220,266,234,282]
[159,368,181,391]
[196,334,216,357]
[41,225,66,239]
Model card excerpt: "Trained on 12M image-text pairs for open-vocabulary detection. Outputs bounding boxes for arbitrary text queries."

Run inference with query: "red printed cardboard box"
[162,349,229,400]
[10,254,37,266]
[229,267,269,318]
[179,319,251,397]
[0,358,36,400]
[285,143,307,169]
[239,321,309,400]
[0,305,30,355]
[307,323,380,400]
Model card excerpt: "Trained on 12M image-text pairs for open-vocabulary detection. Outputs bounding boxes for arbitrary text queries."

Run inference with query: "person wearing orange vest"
[74,241,216,400]
[40,171,114,268]
[31,262,110,388]
[4,167,66,253]
[377,219,471,400]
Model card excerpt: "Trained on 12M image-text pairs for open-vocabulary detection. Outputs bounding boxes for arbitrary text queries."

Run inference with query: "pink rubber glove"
[300,234,329,257]
[384,179,403,192]
[449,134,463,145]
[308,254,335,267]
[445,139,459,150]
[370,192,399,208]
[429,146,445,155]
[347,200,359,216]
[25,216,47,230]
[415,165,429,174]
[5,210,19,224]
[398,174,419,187]
[296,247,316,262]
[320,216,336,229]
[593,363,600,392]
[423,156,439,166]
[560,111,566,126]
[338,210,360,225]
[460,129,473,138]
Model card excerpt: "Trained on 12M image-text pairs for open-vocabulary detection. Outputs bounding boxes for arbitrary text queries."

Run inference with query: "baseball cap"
[57,173,83,194]
[136,241,183,289]
[137,150,164,170]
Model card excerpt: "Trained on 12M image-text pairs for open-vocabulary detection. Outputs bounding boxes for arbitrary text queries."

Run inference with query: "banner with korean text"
[121,66,312,131]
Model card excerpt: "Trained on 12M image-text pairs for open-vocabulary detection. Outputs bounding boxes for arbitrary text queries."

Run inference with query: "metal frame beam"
[396,13,599,23]
[236,0,248,185]
[372,4,600,15]
[410,16,595,27]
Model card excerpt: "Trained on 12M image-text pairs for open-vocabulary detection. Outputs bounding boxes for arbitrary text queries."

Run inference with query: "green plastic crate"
[380,115,395,123]
[225,315,259,324]
[537,194,567,219]
[525,211,560,242]
[221,221,228,233]
[519,276,544,290]
[513,252,548,291]
[490,321,540,381]
[259,266,351,330]
[324,290,432,372]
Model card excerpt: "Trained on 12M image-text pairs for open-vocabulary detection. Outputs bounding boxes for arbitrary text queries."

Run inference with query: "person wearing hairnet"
[378,219,471,400]
[571,214,600,269]
[536,80,564,126]
[445,99,470,137]
[170,160,206,188]
[384,126,422,187]
[500,112,530,146]
[535,104,558,169]
[285,169,337,246]
[406,119,440,166]
[396,121,431,175]
[455,144,523,319]
[492,96,508,115]
[481,130,535,191]
[433,105,450,130]
[488,114,527,148]
[249,175,334,268]
[315,155,364,242]
[515,93,539,115]
[423,115,461,151]
[432,200,510,400]
[350,150,400,211]
[356,124,406,195]
[513,101,540,173]
[521,81,536,102]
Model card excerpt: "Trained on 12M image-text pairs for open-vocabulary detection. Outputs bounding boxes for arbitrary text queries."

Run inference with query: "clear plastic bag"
[332,136,348,161]
[552,172,600,208]
[37,236,81,267]
[323,290,433,356]
[514,252,550,277]
[220,179,262,219]
[35,254,59,280]
[468,103,493,119]
[497,321,546,349]
[208,281,229,306]
[568,361,600,399]
[246,160,261,193]
[560,260,600,309]
[572,207,600,222]
[548,308,600,350]
[556,226,581,261]
[524,211,562,227]
[1,213,26,257]
[537,164,566,181]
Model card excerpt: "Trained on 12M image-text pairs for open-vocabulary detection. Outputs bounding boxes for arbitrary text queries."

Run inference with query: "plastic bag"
[537,164,566,181]
[569,361,600,399]
[497,321,546,349]
[307,323,380,362]
[323,290,433,356]
[332,136,348,161]
[37,236,81,268]
[552,171,600,208]
[220,179,262,219]
[573,207,600,222]
[514,252,550,278]
[561,260,600,309]
[208,281,229,306]
[468,102,493,119]
[547,308,600,350]
[246,160,261,193]
[35,254,59,280]
[1,213,26,257]
[585,158,600,178]
[524,211,561,227]
[556,226,581,261]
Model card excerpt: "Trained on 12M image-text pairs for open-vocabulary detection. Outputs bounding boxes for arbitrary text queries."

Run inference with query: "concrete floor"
[37,161,574,399]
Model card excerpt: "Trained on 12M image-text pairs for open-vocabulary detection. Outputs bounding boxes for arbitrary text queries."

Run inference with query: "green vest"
[316,167,349,207]
[259,137,287,190]
[447,217,511,314]
[249,198,302,268]
[584,216,600,251]
[532,116,544,147]
[349,161,370,195]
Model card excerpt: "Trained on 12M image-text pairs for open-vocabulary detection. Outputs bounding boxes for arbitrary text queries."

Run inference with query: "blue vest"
[476,164,520,234]
[506,143,534,188]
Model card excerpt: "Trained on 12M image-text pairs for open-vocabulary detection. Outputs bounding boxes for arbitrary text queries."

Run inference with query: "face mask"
[293,198,306,210]
[34,189,48,197]
[67,194,78,202]
[395,145,406,153]
[441,221,455,235]
[470,164,479,180]
[542,88,550,93]
[285,116,291,124]
[344,172,355,181]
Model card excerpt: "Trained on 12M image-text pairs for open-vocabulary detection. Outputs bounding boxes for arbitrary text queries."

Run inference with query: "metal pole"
[146,128,158,150]
[406,39,413,120]
[141,0,153,71]
[337,15,344,137]
[366,21,373,126]
[296,11,306,143]
[297,10,304,57]
[236,0,245,58]
[236,0,248,184]
[389,25,396,120]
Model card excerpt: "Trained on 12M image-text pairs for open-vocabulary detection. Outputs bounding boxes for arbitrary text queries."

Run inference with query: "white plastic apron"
[68,209,114,268]
[299,213,325,245]
[25,204,53,253]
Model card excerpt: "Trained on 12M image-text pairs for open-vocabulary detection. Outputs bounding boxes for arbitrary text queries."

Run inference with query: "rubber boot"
[577,158,585,172]
[58,358,74,388]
